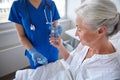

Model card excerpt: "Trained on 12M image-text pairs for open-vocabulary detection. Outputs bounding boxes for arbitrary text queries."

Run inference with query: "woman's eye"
[76,26,81,32]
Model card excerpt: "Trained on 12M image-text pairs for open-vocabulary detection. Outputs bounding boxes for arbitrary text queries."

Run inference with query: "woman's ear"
[97,26,107,35]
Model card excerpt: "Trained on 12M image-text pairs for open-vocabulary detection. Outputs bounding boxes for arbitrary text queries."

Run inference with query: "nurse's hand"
[49,37,63,49]
[28,48,48,66]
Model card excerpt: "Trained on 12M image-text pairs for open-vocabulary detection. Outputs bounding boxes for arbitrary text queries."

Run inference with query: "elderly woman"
[13,0,120,80]
[50,0,120,79]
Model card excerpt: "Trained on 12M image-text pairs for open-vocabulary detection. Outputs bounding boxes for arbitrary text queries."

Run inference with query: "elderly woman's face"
[75,16,99,46]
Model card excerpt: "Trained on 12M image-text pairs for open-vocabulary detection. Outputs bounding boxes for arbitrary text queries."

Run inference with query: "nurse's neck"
[30,0,41,3]
[29,0,41,9]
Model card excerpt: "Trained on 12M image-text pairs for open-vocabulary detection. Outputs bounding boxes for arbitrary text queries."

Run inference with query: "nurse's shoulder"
[12,0,24,7]
[46,0,56,7]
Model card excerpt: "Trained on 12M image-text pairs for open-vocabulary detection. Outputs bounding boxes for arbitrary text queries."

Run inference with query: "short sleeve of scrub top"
[8,1,23,25]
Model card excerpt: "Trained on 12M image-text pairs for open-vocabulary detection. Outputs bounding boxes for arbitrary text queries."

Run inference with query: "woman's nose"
[75,30,78,36]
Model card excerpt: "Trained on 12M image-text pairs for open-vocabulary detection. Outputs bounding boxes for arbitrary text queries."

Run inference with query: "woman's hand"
[49,36,70,60]
[49,37,63,49]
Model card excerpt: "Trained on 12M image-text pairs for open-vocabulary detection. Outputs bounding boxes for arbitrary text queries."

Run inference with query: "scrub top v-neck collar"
[27,0,43,10]
[25,0,46,27]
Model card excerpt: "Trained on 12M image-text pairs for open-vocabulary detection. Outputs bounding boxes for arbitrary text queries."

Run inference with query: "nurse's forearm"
[15,23,33,50]
[19,36,33,50]
[58,44,70,60]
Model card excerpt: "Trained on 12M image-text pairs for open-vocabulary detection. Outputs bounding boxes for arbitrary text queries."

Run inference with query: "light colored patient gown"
[49,43,120,80]
[14,43,120,80]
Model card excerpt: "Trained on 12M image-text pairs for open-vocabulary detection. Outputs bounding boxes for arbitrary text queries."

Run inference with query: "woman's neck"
[89,38,116,54]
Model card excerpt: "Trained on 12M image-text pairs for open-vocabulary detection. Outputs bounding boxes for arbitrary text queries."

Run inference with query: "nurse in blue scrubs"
[8,0,61,69]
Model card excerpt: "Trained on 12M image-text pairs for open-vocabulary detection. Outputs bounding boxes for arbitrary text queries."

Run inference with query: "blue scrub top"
[9,0,60,62]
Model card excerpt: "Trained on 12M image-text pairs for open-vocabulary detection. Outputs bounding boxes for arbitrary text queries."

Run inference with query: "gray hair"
[76,0,120,36]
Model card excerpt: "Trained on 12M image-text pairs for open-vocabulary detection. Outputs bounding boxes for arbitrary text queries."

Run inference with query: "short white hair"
[76,0,120,36]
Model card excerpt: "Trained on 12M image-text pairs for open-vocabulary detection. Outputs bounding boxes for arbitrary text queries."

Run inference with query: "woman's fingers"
[49,37,61,47]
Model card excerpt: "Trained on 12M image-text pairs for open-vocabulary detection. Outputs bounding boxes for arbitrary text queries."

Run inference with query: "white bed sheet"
[13,59,69,80]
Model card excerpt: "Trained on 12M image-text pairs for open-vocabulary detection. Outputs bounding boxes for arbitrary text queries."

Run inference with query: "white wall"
[111,0,120,12]
[67,0,81,28]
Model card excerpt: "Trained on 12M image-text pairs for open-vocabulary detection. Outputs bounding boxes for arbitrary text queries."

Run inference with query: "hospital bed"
[13,31,120,80]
